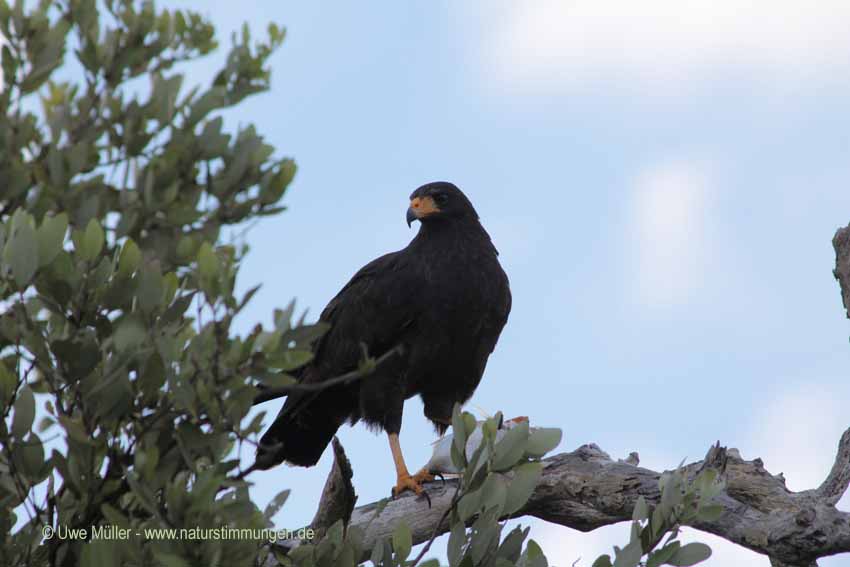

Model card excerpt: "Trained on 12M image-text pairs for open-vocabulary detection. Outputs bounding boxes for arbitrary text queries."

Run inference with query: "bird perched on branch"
[255,181,511,496]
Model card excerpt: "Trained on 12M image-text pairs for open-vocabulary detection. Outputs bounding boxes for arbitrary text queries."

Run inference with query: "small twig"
[252,345,405,405]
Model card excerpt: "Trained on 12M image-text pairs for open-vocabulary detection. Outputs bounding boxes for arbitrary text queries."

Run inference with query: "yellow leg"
[388,433,424,496]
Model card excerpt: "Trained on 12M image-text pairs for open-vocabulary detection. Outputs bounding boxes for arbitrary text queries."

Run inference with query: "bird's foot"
[412,468,435,485]
[392,473,424,497]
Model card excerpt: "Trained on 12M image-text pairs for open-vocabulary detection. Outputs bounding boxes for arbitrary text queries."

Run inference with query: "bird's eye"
[433,193,449,205]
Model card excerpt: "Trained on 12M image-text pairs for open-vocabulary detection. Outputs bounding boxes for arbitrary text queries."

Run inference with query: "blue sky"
[29,1,850,564]
[166,2,850,565]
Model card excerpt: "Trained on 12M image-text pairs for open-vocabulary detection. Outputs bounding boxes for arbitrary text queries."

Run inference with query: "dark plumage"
[255,181,511,494]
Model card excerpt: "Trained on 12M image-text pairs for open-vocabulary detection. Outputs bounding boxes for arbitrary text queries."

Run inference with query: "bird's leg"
[388,432,425,496]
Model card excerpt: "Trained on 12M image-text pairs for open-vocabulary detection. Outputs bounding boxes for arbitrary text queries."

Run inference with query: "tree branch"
[290,438,849,566]
[832,223,850,319]
[252,345,405,405]
[309,437,357,539]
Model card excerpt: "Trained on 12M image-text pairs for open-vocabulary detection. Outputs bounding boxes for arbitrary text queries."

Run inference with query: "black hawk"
[255,181,511,495]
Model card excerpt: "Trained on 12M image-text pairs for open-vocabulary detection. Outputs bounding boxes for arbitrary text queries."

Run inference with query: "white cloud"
[483,1,850,94]
[630,160,710,309]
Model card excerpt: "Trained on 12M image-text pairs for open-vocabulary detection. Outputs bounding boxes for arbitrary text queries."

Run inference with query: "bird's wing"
[256,250,419,466]
[304,250,418,382]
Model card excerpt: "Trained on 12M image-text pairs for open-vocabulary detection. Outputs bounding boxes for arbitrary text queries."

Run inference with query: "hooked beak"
[406,196,439,227]
[406,207,418,227]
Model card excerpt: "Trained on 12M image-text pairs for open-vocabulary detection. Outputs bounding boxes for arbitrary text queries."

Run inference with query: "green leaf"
[480,472,508,516]
[521,539,548,567]
[117,238,141,277]
[633,495,649,522]
[136,265,163,312]
[257,373,296,389]
[80,538,118,567]
[176,235,195,261]
[497,525,529,562]
[492,420,530,471]
[613,538,643,567]
[11,386,35,439]
[504,462,542,515]
[100,504,131,529]
[525,427,562,458]
[447,521,467,567]
[114,316,146,352]
[18,433,45,480]
[198,242,219,279]
[265,349,312,371]
[0,362,15,408]
[4,213,39,286]
[457,487,483,522]
[392,521,412,561]
[151,550,189,567]
[369,539,385,566]
[139,353,166,401]
[81,218,104,261]
[162,292,196,324]
[647,542,681,567]
[668,542,711,566]
[451,405,469,467]
[592,555,614,567]
[263,489,290,522]
[37,213,68,266]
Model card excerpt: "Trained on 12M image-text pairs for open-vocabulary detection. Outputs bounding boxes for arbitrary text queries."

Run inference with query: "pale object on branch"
[423,415,529,475]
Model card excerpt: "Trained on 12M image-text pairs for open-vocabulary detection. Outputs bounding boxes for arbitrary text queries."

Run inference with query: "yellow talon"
[412,468,435,484]
[392,473,424,497]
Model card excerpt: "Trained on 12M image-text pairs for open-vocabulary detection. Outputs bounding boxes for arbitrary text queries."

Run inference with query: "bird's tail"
[254,388,350,469]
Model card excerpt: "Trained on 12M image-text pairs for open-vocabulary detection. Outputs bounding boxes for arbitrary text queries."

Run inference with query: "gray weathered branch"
[833,224,850,319]
[285,435,850,566]
[309,437,357,539]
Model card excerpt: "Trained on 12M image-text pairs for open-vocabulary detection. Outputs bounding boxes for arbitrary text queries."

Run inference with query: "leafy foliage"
[0,1,320,565]
[591,466,722,567]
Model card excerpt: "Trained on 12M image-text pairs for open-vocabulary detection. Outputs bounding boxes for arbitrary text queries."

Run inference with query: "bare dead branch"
[252,345,405,405]
[832,223,850,318]
[321,441,850,566]
[309,437,357,538]
[816,427,850,506]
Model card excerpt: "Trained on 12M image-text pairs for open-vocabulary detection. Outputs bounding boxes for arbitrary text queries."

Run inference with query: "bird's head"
[406,181,479,227]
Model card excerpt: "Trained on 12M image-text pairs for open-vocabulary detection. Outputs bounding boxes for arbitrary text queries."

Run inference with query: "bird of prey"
[255,181,511,496]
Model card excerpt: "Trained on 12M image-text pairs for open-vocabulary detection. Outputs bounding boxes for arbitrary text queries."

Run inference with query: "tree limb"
[252,345,405,405]
[302,437,850,566]
[833,223,850,319]
[309,437,357,539]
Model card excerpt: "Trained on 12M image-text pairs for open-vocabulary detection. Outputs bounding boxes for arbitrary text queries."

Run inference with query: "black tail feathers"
[255,392,347,469]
